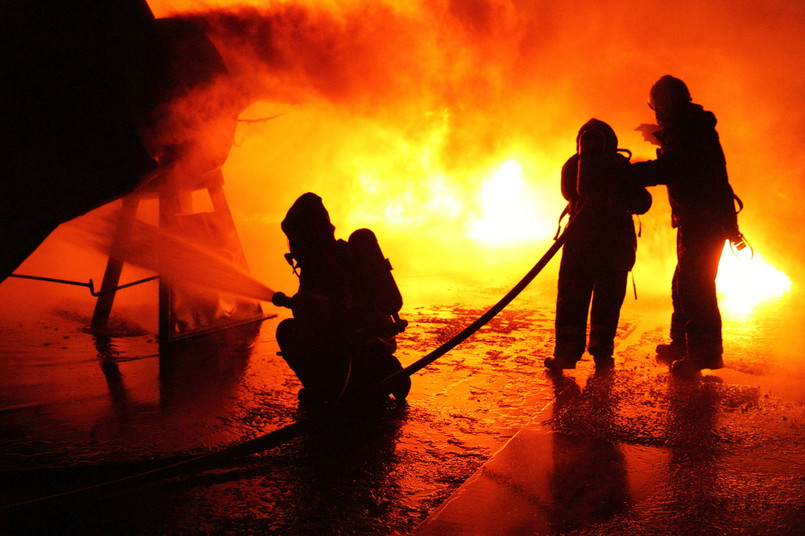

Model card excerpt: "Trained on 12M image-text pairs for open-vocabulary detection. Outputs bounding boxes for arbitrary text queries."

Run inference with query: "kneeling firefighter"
[546,119,652,371]
[272,192,411,406]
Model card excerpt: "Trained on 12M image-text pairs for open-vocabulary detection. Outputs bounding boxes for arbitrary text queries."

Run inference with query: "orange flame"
[717,244,792,315]
[469,160,554,246]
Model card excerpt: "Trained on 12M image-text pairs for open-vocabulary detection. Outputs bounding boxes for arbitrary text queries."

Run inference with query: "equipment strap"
[554,203,570,240]
[734,193,744,214]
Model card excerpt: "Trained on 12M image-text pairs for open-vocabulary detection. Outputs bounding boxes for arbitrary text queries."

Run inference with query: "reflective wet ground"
[1,275,803,535]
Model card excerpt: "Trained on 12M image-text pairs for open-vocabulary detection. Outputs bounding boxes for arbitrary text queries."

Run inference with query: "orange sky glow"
[8,0,804,318]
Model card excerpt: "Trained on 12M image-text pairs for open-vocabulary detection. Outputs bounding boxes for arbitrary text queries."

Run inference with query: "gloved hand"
[272,291,295,309]
[635,123,661,146]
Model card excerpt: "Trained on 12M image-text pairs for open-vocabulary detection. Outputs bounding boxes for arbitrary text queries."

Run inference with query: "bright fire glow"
[717,243,792,315]
[469,160,552,246]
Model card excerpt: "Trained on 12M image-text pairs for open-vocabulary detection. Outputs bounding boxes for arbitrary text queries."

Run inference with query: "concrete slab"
[416,361,805,536]
[414,415,672,536]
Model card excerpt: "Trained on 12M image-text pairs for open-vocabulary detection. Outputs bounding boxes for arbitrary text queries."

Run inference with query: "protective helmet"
[281,192,335,257]
[648,75,691,111]
[577,118,618,155]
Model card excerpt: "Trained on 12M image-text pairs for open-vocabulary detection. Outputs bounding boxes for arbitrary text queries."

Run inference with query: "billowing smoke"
[157,0,805,289]
[5,0,803,318]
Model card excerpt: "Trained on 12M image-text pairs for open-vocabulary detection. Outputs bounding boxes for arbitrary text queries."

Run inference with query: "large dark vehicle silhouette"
[1,1,246,282]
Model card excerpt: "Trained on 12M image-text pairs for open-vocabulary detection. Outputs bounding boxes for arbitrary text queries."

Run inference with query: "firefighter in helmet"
[273,193,410,406]
[631,75,742,377]
[546,119,652,372]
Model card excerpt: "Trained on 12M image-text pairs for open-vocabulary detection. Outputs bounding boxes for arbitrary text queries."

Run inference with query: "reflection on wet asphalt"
[1,279,804,535]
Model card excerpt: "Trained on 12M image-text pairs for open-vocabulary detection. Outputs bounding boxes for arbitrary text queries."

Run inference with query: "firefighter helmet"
[281,192,336,262]
[576,118,618,156]
[648,75,691,111]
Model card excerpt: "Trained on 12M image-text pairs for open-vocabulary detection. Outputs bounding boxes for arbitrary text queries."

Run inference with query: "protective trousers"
[669,224,725,364]
[554,242,630,362]
[276,317,351,400]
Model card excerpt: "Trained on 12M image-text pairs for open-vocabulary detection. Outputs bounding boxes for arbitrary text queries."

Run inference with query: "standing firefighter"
[272,193,410,407]
[546,119,652,372]
[632,75,743,377]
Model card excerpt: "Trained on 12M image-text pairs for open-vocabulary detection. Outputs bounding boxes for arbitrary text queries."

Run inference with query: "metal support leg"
[90,195,140,332]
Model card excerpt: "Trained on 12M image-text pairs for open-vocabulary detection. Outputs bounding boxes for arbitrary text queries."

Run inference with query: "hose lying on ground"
[1,207,584,514]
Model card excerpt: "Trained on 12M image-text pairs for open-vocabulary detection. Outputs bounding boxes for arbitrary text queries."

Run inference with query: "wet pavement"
[415,324,805,536]
[1,274,803,535]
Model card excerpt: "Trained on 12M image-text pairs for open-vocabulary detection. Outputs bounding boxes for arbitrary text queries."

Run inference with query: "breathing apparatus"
[554,119,636,239]
[274,193,408,338]
[348,228,408,337]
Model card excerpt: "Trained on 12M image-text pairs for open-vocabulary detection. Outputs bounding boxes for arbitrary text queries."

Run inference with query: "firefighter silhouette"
[632,75,743,377]
[273,193,410,406]
[546,119,652,372]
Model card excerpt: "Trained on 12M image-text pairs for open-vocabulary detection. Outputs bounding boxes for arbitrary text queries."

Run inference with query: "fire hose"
[1,206,584,515]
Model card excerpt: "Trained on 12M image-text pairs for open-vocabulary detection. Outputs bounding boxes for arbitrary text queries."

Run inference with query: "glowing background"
[5,0,803,320]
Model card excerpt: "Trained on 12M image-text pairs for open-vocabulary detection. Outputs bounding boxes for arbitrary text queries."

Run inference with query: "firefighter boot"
[658,317,687,364]
[656,341,686,365]
[592,354,615,371]
[687,341,724,370]
[544,356,578,373]
[670,358,700,379]
[671,341,723,378]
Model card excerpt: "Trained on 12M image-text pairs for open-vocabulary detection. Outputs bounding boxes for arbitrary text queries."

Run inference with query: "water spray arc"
[0,204,587,515]
[1,3,273,342]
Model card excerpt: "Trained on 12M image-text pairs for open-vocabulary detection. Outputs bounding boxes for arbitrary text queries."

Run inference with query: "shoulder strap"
[734,193,744,214]
[554,204,570,240]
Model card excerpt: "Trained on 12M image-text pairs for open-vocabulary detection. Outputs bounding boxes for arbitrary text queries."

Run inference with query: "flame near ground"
[5,0,804,319]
